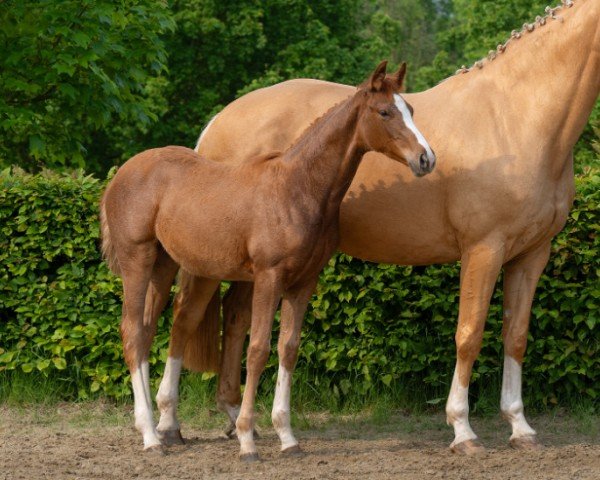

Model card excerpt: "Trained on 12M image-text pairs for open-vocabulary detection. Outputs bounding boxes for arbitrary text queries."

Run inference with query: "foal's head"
[356,61,436,177]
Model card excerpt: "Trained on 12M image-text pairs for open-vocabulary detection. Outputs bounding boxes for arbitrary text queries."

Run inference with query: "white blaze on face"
[393,94,435,162]
[194,114,218,152]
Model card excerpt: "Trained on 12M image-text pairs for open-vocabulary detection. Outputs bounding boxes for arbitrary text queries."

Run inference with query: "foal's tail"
[180,283,221,373]
[99,194,121,276]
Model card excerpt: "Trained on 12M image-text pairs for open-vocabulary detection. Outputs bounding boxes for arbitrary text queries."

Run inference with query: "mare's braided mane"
[454,0,576,75]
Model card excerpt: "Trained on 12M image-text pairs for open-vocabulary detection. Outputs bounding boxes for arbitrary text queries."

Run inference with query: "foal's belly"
[154,206,254,282]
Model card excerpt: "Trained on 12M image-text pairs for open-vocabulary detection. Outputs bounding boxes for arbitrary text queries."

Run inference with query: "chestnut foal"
[100,61,431,460]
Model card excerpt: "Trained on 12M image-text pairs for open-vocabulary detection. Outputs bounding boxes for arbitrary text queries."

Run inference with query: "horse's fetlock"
[501,400,524,419]
[236,415,253,434]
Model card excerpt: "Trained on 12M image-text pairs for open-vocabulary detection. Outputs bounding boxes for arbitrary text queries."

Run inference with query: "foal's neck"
[283,94,366,209]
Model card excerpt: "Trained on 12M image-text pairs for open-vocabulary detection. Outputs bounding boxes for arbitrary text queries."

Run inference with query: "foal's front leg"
[236,270,282,461]
[272,279,317,455]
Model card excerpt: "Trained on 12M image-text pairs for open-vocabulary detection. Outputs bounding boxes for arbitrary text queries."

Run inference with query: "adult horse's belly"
[197,79,460,266]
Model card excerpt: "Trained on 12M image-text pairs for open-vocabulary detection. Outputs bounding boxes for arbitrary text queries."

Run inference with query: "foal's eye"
[379,110,389,117]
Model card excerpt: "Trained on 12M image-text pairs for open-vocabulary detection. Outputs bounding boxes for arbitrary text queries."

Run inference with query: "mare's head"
[355,61,436,177]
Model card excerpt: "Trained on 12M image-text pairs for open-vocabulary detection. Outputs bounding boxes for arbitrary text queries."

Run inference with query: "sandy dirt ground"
[0,405,598,480]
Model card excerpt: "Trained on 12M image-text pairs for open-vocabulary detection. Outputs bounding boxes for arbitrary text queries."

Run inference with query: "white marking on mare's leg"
[132,361,161,449]
[446,366,478,447]
[194,115,218,151]
[393,94,436,162]
[272,365,298,451]
[501,356,536,440]
[237,428,256,456]
[156,356,183,433]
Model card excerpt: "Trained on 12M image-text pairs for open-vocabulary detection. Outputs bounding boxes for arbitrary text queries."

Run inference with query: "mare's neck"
[283,95,367,208]
[439,0,599,178]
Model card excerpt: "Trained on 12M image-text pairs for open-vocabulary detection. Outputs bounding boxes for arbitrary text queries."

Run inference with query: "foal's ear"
[367,60,388,91]
[392,62,407,92]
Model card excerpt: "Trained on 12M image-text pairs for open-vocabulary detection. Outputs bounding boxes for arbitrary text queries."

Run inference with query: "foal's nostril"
[419,153,429,171]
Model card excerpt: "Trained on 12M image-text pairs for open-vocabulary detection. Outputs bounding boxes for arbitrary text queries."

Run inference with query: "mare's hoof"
[144,444,166,456]
[240,452,260,463]
[281,444,304,457]
[450,438,485,455]
[224,421,236,439]
[224,422,260,440]
[158,429,185,446]
[510,435,542,450]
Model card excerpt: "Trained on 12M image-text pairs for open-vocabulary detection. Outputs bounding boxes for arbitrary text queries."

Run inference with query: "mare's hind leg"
[218,281,254,438]
[446,239,504,454]
[156,275,219,444]
[119,243,176,452]
[272,278,317,455]
[501,242,550,450]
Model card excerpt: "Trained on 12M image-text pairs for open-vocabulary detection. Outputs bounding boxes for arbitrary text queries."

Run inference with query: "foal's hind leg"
[501,242,550,450]
[119,243,176,452]
[218,281,253,438]
[156,275,219,444]
[272,279,317,455]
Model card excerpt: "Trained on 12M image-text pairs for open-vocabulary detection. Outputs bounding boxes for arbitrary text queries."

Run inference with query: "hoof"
[240,452,260,463]
[144,444,166,456]
[157,429,185,446]
[450,438,485,455]
[281,444,304,457]
[224,422,260,440]
[510,435,543,450]
[224,421,237,439]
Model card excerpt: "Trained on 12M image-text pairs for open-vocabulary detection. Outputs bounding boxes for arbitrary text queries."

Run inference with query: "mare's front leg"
[501,242,550,450]
[218,282,254,438]
[272,279,318,455]
[446,239,504,454]
[155,275,220,444]
[236,270,282,461]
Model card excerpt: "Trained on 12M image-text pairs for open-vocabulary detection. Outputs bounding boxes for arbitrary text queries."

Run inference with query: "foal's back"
[104,146,318,282]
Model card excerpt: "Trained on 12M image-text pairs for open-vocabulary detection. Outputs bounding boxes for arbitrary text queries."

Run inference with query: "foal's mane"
[281,88,359,160]
[453,0,578,76]
[283,77,398,160]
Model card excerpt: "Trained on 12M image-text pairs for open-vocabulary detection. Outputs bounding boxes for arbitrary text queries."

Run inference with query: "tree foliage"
[1,0,596,172]
[0,0,173,171]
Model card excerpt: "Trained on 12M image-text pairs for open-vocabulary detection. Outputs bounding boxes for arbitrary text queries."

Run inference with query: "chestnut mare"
[152,0,599,454]
[100,61,434,459]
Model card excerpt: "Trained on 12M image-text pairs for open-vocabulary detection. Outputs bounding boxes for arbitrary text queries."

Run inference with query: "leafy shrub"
[0,167,597,406]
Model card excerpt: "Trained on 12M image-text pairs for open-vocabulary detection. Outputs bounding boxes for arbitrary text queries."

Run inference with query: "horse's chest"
[254,217,339,283]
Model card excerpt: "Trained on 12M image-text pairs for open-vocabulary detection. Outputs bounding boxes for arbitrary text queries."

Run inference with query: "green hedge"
[0,167,598,405]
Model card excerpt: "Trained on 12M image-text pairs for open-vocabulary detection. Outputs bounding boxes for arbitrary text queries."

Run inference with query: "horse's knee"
[246,341,270,369]
[504,334,528,361]
[455,326,483,362]
[278,337,301,370]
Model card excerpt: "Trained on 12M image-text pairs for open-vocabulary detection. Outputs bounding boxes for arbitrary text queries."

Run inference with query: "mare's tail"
[180,285,221,373]
[99,193,121,276]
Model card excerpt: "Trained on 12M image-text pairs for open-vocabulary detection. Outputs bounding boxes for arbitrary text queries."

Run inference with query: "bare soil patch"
[0,405,598,480]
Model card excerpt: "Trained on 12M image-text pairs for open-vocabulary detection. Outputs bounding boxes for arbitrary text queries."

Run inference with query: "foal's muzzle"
[411,150,436,177]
